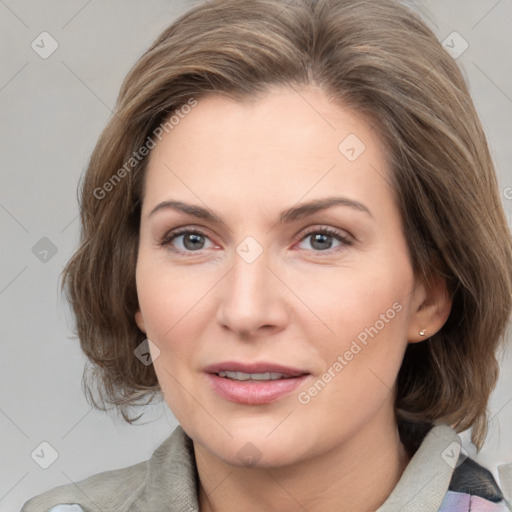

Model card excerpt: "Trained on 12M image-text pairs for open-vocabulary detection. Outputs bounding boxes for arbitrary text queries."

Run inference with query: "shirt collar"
[144,423,460,512]
[377,424,461,511]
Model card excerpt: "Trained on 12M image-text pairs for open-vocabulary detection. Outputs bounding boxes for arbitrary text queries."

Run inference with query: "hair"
[61,0,512,451]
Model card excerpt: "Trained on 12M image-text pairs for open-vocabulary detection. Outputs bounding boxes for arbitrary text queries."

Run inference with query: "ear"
[407,272,452,343]
[135,309,146,333]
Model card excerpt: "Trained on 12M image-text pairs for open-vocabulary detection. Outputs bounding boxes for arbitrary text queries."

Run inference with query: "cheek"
[294,283,410,431]
[290,261,411,340]
[288,258,413,397]
[135,254,210,343]
[136,263,205,421]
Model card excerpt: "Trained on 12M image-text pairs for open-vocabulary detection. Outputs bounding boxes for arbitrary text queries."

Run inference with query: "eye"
[160,226,353,256]
[160,228,215,253]
[295,227,352,253]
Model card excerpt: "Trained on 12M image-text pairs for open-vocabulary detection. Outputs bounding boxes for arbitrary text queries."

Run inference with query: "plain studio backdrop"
[1,1,511,510]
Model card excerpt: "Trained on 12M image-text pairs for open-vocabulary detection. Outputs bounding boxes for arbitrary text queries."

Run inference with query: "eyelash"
[159,226,353,257]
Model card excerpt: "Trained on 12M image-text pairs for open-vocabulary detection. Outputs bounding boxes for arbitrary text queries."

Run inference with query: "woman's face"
[135,85,429,467]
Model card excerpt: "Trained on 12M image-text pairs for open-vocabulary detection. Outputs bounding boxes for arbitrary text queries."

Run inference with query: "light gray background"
[1,1,511,510]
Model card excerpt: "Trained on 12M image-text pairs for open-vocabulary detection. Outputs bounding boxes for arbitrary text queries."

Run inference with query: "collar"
[141,423,460,512]
[377,424,461,511]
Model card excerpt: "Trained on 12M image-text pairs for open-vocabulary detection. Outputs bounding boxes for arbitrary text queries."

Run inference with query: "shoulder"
[20,425,197,512]
[20,459,149,512]
[439,457,511,511]
[380,423,511,512]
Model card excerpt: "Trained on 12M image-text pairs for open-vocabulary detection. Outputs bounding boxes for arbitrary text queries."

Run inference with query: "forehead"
[142,86,394,218]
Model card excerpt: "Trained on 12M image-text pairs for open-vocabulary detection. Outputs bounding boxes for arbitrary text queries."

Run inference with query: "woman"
[22,0,512,510]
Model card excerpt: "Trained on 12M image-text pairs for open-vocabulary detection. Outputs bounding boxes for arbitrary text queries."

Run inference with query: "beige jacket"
[21,424,511,512]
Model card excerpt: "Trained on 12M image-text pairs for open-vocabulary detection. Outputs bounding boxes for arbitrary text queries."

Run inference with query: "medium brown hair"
[61,0,512,450]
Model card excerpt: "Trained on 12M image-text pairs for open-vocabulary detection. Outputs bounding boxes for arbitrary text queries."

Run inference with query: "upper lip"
[204,361,309,377]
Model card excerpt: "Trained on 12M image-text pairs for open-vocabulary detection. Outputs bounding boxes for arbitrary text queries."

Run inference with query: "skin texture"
[134,85,452,512]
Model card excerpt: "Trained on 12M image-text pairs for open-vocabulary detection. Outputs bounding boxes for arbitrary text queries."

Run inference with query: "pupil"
[184,233,204,250]
[312,233,331,250]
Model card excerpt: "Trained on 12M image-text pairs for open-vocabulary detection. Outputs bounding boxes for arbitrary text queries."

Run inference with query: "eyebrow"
[147,196,373,224]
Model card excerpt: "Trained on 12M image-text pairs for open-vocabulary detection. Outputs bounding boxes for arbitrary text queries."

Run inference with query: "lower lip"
[206,373,309,405]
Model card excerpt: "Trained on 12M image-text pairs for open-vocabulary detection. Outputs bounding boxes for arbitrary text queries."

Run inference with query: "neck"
[194,407,410,512]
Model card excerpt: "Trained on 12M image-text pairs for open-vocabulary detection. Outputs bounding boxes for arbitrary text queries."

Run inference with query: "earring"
[419,329,426,336]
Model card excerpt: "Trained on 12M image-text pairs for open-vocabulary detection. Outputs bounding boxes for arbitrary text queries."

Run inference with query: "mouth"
[216,370,300,381]
[204,361,310,405]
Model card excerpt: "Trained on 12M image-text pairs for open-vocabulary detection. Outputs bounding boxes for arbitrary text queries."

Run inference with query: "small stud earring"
[419,329,426,336]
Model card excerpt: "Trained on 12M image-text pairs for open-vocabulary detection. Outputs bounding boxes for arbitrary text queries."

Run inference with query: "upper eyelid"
[294,225,352,241]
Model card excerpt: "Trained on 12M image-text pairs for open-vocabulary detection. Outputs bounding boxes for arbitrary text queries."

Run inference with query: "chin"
[198,426,311,469]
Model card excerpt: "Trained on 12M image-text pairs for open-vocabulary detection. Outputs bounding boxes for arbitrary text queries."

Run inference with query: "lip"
[204,361,310,405]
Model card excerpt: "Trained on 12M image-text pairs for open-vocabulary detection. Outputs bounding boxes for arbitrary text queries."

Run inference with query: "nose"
[216,244,289,338]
